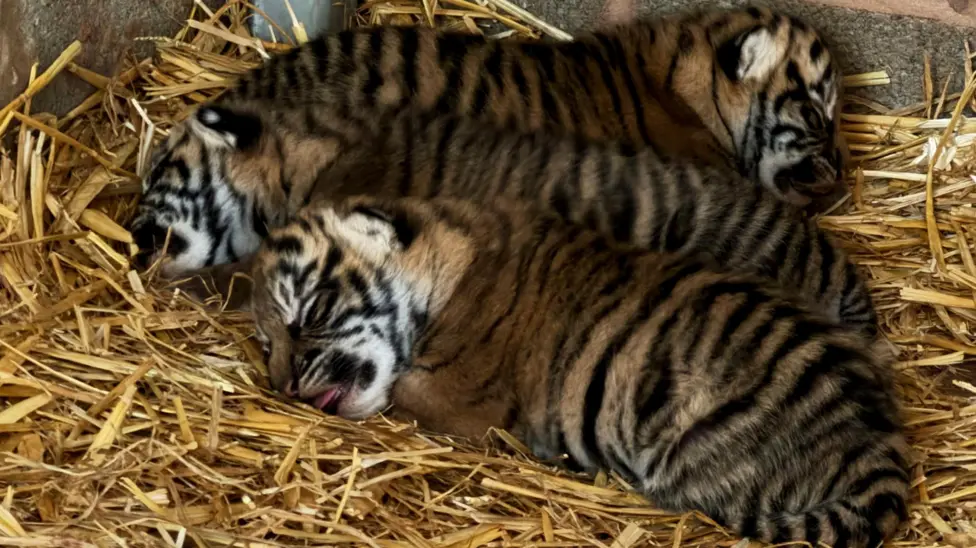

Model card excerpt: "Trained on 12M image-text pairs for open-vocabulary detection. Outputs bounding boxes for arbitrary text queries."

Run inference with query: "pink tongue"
[314,388,341,410]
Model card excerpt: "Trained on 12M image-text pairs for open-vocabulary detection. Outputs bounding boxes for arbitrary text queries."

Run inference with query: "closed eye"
[303,291,339,331]
[301,348,324,371]
[801,105,825,132]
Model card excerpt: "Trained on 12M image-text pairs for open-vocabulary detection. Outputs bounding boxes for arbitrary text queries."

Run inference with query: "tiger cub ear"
[319,203,411,265]
[717,25,787,83]
[190,105,263,150]
[350,204,415,249]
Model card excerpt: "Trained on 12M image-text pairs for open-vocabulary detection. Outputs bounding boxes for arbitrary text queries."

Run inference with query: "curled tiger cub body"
[143,107,875,334]
[251,196,908,548]
[132,6,848,274]
[225,6,845,202]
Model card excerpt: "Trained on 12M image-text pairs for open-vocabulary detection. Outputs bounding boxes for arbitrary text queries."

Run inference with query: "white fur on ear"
[188,108,237,150]
[736,27,787,82]
[187,106,263,150]
[327,209,401,265]
[199,107,221,125]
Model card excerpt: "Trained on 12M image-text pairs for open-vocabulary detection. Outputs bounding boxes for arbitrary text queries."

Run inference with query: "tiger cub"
[250,196,908,548]
[132,6,847,274]
[225,6,845,203]
[146,107,875,335]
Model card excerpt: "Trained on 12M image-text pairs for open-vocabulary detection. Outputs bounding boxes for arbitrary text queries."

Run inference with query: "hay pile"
[1,1,976,546]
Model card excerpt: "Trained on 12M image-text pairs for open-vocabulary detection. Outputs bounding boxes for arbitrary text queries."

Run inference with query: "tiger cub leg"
[391,365,517,441]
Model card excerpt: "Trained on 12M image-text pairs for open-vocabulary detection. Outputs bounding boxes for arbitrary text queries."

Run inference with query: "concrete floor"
[522,0,976,109]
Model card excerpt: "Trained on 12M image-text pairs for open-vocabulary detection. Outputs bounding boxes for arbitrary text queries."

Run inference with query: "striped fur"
[252,196,908,548]
[132,6,847,271]
[144,108,875,335]
[225,6,845,204]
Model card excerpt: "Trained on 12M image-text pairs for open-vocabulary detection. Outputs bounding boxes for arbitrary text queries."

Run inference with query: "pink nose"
[284,380,298,398]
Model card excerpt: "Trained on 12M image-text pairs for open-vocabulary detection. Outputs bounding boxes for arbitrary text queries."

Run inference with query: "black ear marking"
[716,31,748,81]
[351,204,393,224]
[717,23,786,83]
[809,39,824,62]
[196,105,263,149]
[351,204,415,248]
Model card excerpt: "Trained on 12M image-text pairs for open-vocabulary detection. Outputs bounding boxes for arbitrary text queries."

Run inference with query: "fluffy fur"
[251,196,908,548]
[227,6,845,199]
[133,6,847,273]
[152,108,875,335]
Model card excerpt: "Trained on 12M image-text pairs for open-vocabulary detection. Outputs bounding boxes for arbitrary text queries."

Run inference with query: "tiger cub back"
[151,106,874,334]
[223,6,845,206]
[133,6,848,277]
[250,196,908,548]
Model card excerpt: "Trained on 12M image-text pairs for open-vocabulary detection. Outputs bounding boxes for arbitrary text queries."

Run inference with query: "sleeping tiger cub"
[132,6,847,274]
[148,107,875,334]
[225,6,845,203]
[251,196,908,548]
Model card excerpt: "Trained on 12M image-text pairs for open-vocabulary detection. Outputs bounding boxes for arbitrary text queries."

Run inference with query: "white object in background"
[251,0,347,42]
[912,133,976,170]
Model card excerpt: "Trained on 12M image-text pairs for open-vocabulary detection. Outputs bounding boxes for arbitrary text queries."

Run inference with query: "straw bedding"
[1,1,976,546]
